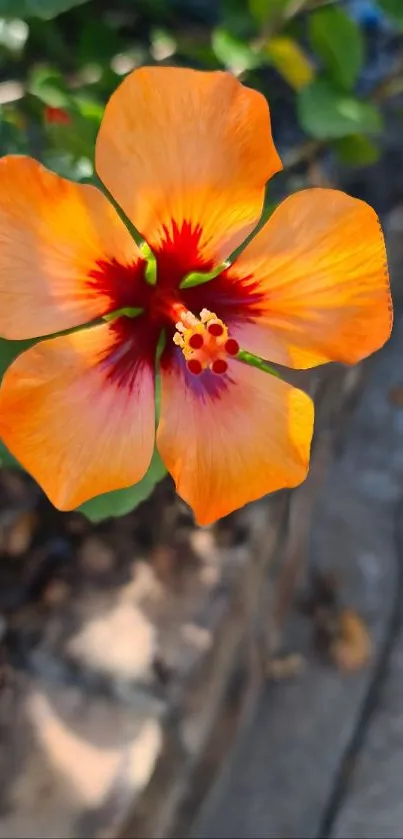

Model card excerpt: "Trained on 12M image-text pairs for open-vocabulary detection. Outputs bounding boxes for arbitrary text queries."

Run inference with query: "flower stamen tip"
[189,332,204,349]
[211,358,228,375]
[207,321,224,337]
[187,358,203,375]
[174,307,237,377]
[225,338,239,356]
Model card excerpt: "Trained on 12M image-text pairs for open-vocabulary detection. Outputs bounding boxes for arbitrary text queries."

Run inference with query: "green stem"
[237,349,282,378]
[103,307,143,321]
[92,175,144,247]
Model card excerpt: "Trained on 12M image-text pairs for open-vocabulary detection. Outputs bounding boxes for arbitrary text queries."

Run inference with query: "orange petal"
[0,318,156,509]
[0,156,145,339]
[96,66,282,276]
[223,188,392,369]
[157,351,313,526]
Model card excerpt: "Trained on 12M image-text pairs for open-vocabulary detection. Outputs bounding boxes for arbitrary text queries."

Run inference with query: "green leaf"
[28,66,71,107]
[78,18,121,65]
[211,28,259,73]
[42,149,93,181]
[378,0,403,27]
[0,0,90,19]
[0,337,34,469]
[0,337,33,381]
[332,134,380,167]
[79,448,167,522]
[297,79,383,140]
[248,0,289,26]
[0,113,29,155]
[0,438,20,468]
[42,89,104,165]
[0,441,19,468]
[103,307,143,322]
[220,0,256,39]
[47,116,98,164]
[180,263,228,290]
[308,6,364,91]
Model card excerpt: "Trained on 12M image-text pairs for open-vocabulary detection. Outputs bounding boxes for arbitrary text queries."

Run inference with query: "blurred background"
[1,1,403,838]
[0,0,402,206]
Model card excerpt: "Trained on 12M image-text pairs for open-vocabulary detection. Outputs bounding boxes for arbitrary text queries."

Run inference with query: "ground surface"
[192,221,403,839]
[0,208,403,839]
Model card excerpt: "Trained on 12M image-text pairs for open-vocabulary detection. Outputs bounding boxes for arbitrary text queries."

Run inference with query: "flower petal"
[96,66,282,277]
[218,188,392,369]
[0,156,145,339]
[157,351,313,526]
[0,318,156,509]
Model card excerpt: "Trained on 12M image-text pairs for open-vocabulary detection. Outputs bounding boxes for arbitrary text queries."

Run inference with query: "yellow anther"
[200,308,212,323]
[173,307,239,376]
[173,332,185,347]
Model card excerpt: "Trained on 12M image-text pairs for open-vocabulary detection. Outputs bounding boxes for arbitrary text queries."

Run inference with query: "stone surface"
[329,502,403,839]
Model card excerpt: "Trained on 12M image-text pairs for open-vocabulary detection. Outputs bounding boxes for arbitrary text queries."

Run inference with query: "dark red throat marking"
[155,220,214,289]
[87,218,262,391]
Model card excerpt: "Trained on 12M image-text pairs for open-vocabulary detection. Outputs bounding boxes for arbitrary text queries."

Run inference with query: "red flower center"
[89,222,259,382]
[172,307,239,376]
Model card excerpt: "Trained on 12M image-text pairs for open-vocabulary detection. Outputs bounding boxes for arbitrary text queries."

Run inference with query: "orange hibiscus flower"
[0,67,392,525]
